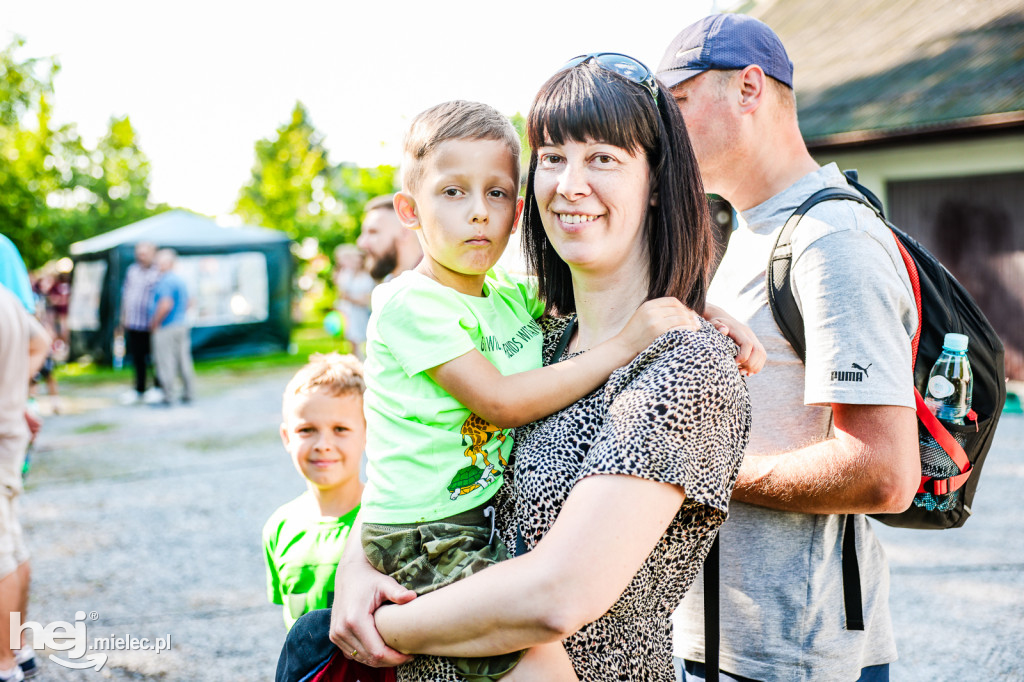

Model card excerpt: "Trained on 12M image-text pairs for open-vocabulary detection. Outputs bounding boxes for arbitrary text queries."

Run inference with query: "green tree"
[0,37,68,268]
[234,101,340,245]
[326,163,398,251]
[59,115,165,241]
[234,100,399,264]
[0,37,163,268]
[510,111,530,191]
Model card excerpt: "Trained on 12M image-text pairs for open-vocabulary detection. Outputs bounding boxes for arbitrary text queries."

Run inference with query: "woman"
[324,54,753,681]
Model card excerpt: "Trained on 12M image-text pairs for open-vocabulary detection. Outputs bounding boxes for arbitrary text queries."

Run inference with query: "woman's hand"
[329,549,418,667]
[616,297,700,356]
[703,304,766,376]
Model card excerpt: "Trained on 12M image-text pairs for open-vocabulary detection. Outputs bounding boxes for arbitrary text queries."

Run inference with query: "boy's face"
[280,389,365,493]
[397,138,524,293]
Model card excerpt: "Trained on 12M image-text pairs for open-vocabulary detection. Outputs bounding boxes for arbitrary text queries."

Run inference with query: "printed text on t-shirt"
[479,319,542,358]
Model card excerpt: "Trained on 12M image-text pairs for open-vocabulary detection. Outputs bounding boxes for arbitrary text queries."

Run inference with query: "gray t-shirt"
[673,164,918,681]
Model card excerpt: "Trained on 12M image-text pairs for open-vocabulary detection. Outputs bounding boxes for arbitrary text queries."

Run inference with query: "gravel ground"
[23,369,300,681]
[18,371,1024,681]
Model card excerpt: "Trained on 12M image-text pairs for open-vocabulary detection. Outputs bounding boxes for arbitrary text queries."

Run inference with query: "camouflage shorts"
[362,507,524,681]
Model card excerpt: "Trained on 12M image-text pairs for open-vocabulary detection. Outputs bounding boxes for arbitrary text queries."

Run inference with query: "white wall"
[810,131,1024,204]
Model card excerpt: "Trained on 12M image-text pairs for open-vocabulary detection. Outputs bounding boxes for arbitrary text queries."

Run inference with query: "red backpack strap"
[914,389,973,494]
[891,231,971,494]
[890,232,923,366]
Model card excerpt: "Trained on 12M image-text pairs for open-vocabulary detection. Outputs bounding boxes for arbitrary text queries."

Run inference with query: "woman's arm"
[329,515,417,667]
[428,297,696,428]
[373,473,687,657]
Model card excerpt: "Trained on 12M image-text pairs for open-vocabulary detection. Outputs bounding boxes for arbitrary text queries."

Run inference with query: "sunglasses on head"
[558,52,659,104]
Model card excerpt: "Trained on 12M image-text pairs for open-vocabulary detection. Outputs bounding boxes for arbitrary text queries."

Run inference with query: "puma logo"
[851,363,872,377]
[832,362,872,383]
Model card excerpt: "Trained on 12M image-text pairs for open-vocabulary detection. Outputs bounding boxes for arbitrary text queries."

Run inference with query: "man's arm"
[733,403,919,514]
[149,297,172,331]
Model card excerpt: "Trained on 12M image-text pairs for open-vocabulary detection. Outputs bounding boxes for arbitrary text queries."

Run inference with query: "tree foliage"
[234,101,398,257]
[0,37,164,269]
[235,102,338,244]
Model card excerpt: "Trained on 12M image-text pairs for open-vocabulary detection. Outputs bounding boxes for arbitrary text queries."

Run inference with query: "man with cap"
[658,13,920,682]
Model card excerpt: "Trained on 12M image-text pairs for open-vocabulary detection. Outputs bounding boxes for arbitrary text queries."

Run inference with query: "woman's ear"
[394,191,420,230]
[649,191,659,207]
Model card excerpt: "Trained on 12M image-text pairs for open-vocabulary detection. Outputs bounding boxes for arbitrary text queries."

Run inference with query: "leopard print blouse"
[397,316,751,681]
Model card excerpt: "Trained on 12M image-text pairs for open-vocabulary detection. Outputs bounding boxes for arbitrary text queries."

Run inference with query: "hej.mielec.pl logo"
[10,611,172,671]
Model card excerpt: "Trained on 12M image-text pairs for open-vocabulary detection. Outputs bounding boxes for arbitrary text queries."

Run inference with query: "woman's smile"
[555,212,602,230]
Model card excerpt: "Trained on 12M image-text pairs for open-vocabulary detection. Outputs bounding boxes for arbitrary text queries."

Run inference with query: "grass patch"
[74,422,116,434]
[55,323,351,387]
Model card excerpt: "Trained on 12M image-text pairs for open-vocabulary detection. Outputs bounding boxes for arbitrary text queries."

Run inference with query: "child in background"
[332,244,375,360]
[264,353,365,630]
[356,101,694,680]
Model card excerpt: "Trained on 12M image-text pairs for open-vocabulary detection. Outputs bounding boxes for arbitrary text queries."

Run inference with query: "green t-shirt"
[361,268,545,524]
[262,493,359,630]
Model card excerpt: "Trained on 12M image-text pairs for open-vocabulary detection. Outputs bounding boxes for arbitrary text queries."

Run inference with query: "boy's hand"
[616,297,700,356]
[703,304,766,376]
[329,554,417,667]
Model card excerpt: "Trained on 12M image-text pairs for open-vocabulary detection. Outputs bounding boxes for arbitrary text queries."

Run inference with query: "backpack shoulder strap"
[764,176,886,634]
[766,185,881,362]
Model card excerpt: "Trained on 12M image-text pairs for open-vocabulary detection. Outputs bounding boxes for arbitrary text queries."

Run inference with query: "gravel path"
[23,369,300,680]
[19,371,1024,681]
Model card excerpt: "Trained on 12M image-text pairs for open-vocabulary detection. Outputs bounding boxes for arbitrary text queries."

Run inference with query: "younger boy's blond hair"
[282,352,365,406]
[401,100,521,193]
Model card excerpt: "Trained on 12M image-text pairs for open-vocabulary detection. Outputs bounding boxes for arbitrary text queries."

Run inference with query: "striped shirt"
[121,263,161,330]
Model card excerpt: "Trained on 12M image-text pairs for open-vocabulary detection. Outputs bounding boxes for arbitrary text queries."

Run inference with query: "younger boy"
[264,353,365,630]
[358,101,692,680]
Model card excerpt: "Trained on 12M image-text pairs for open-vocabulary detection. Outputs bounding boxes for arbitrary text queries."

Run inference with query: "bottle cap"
[943,333,969,352]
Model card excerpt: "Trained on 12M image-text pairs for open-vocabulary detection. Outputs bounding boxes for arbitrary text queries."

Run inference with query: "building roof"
[749,0,1024,148]
[70,210,289,255]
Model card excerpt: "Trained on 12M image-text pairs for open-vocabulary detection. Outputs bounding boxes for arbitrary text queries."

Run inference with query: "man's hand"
[24,411,43,442]
[329,554,417,667]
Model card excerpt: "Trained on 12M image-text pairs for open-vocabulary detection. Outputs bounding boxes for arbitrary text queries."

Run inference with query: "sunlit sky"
[1,0,731,221]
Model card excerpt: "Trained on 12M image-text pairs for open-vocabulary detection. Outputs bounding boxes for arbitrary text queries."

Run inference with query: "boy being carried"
[264,353,365,630]
[358,101,694,681]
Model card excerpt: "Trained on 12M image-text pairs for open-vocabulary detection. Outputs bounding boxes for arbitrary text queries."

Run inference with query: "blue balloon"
[323,311,344,337]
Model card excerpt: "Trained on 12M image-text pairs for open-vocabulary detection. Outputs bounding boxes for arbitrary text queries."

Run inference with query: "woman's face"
[533,137,651,277]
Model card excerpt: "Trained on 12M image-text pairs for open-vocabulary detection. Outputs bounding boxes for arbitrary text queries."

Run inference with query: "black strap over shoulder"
[842,515,865,630]
[764,172,885,634]
[766,184,882,362]
[551,316,577,363]
[704,534,720,681]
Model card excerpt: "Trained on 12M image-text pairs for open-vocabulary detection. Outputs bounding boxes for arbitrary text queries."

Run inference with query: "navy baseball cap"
[657,14,794,89]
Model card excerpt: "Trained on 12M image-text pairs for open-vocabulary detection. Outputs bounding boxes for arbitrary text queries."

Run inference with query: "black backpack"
[765,169,1007,629]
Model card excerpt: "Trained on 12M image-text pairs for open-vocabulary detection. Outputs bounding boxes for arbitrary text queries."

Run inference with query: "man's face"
[135,243,156,268]
[670,72,738,194]
[356,208,402,280]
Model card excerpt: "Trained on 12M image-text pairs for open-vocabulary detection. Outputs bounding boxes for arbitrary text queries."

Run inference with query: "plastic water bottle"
[113,332,126,370]
[916,333,973,511]
[924,333,973,423]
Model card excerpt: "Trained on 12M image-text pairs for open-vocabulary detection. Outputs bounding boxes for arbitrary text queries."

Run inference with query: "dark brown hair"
[523,59,714,314]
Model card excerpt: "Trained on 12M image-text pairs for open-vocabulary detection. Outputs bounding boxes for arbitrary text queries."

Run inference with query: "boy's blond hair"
[283,352,365,407]
[401,100,521,193]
